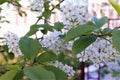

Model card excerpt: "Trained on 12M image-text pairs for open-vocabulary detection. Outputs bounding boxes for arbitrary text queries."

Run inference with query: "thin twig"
[35,0,64,24]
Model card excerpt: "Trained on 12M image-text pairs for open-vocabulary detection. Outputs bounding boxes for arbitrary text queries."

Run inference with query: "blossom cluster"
[77,38,120,68]
[2,31,22,57]
[40,31,67,53]
[101,61,120,80]
[103,73,120,80]
[31,0,44,15]
[60,0,89,30]
[52,61,75,77]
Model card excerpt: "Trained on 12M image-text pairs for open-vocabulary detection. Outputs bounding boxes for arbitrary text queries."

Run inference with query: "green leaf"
[0,0,6,4]
[58,52,65,62]
[41,29,48,34]
[112,30,120,52]
[24,66,55,80]
[25,25,40,36]
[43,24,53,31]
[43,9,51,19]
[45,66,68,80]
[103,28,112,34]
[108,0,120,15]
[99,17,108,26]
[7,65,21,70]
[92,16,108,28]
[13,70,24,80]
[87,21,96,27]
[25,24,53,36]
[72,35,97,54]
[19,37,41,60]
[26,29,38,36]
[54,22,64,31]
[2,45,14,59]
[0,70,20,80]
[37,51,58,63]
[64,24,95,43]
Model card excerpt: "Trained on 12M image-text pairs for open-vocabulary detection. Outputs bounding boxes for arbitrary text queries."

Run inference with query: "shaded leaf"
[0,70,21,80]
[92,16,108,28]
[25,25,40,36]
[54,22,64,31]
[43,9,51,19]
[64,24,95,43]
[19,37,41,60]
[24,66,55,80]
[37,51,58,62]
[13,70,24,80]
[25,24,53,36]
[0,0,6,4]
[112,30,120,52]
[45,66,67,80]
[7,65,21,70]
[72,35,97,54]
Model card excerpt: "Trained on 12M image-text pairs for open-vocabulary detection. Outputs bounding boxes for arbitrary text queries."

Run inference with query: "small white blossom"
[52,61,75,77]
[77,37,119,68]
[77,52,87,62]
[2,31,22,57]
[40,31,67,53]
[60,0,89,30]
[103,73,120,80]
[31,0,44,15]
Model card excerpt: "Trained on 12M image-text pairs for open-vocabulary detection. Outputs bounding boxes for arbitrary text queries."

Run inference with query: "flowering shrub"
[0,0,120,80]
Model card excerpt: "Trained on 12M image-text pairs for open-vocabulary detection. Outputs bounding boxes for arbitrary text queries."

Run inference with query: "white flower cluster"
[52,61,75,77]
[31,0,44,15]
[77,38,120,68]
[2,31,22,57]
[107,61,120,72]
[40,31,67,52]
[103,73,120,80]
[102,61,120,80]
[60,0,89,30]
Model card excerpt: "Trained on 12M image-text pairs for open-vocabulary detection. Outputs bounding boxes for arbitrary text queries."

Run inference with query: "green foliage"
[25,25,40,36]
[12,70,24,80]
[112,30,120,52]
[92,16,108,28]
[43,9,51,19]
[24,66,55,80]
[37,51,58,63]
[109,0,120,15]
[2,45,14,59]
[87,21,96,27]
[2,0,120,79]
[42,24,54,31]
[7,65,21,70]
[72,35,97,55]
[103,28,112,34]
[0,0,7,4]
[64,24,95,43]
[45,66,68,80]
[54,22,64,31]
[19,37,41,60]
[43,1,51,19]
[57,52,65,62]
[25,24,53,36]
[0,70,23,80]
